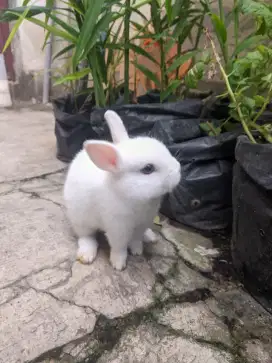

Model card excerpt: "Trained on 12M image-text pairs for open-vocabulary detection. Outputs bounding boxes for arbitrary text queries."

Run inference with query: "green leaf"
[210,13,227,46]
[128,6,149,22]
[240,0,272,28]
[48,12,79,37]
[200,49,211,64]
[44,0,54,25]
[2,7,31,52]
[53,68,91,85]
[243,96,255,110]
[79,12,112,62]
[232,35,266,57]
[200,121,222,136]
[164,38,175,54]
[65,0,85,16]
[153,215,162,226]
[172,21,196,45]
[129,43,159,65]
[223,121,239,132]
[0,6,51,22]
[166,51,194,75]
[53,44,75,61]
[41,30,51,51]
[130,20,147,33]
[106,20,123,69]
[262,74,272,83]
[106,19,124,69]
[165,0,172,22]
[73,0,107,67]
[10,12,77,43]
[185,61,205,88]
[132,62,160,88]
[76,87,94,96]
[254,95,265,107]
[150,0,161,34]
[160,80,180,101]
[94,46,108,85]
[87,47,107,106]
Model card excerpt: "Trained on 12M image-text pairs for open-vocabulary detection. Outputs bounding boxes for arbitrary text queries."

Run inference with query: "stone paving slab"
[97,323,234,363]
[0,109,272,363]
[0,109,64,183]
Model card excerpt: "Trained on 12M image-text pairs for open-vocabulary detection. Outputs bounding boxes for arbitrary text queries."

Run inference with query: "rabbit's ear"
[104,110,129,144]
[84,141,120,172]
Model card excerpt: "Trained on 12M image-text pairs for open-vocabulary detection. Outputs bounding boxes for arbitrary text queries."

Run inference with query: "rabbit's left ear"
[84,140,120,173]
[104,110,129,144]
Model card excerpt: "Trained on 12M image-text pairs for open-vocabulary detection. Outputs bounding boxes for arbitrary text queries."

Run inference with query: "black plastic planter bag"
[53,94,238,231]
[53,93,207,162]
[161,131,237,231]
[232,136,272,311]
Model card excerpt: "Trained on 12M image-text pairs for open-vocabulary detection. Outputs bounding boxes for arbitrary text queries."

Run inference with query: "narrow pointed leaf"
[106,20,124,68]
[160,80,180,101]
[53,44,75,61]
[240,0,272,28]
[150,0,160,34]
[80,12,112,62]
[28,16,77,42]
[232,35,266,57]
[165,0,172,22]
[129,7,148,22]
[133,62,160,88]
[45,0,55,25]
[48,12,79,37]
[2,7,31,52]
[210,13,227,46]
[166,51,195,75]
[0,6,50,22]
[53,68,91,85]
[73,0,106,67]
[129,43,159,65]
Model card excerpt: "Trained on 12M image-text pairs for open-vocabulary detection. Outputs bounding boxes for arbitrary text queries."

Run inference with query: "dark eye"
[140,163,155,174]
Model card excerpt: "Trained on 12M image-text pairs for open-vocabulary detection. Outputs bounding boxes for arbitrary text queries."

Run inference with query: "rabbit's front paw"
[129,240,143,256]
[143,228,157,243]
[110,249,127,271]
[77,237,98,264]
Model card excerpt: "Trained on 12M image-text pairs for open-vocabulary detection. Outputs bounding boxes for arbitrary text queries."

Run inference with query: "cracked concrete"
[0,109,272,363]
[96,323,234,363]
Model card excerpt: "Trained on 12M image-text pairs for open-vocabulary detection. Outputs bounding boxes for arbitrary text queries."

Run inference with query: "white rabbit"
[63,110,181,270]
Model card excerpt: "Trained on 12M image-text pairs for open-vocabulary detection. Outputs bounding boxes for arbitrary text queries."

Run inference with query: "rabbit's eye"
[140,163,155,174]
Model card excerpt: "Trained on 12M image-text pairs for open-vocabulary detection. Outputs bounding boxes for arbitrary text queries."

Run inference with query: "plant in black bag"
[208,0,272,310]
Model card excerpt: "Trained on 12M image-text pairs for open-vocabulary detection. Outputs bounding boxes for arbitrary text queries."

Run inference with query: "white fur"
[63,110,181,270]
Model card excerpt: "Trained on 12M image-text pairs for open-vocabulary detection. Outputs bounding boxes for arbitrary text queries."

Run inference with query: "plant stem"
[233,0,239,50]
[206,29,256,143]
[207,121,221,136]
[217,0,229,67]
[218,0,224,22]
[194,14,205,51]
[157,4,167,100]
[159,38,167,99]
[112,0,152,21]
[252,87,272,125]
[175,37,182,87]
[250,123,272,143]
[124,0,131,104]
